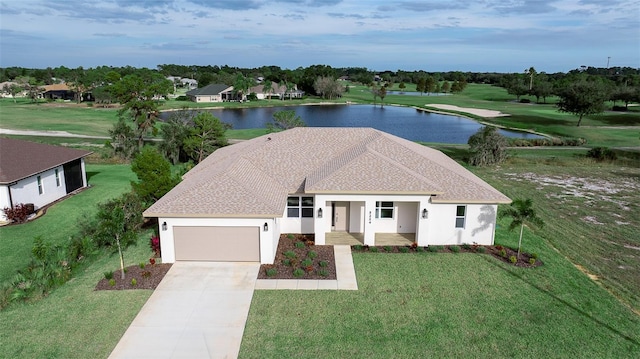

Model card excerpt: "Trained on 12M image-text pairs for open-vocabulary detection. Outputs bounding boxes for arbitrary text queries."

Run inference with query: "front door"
[332,202,350,232]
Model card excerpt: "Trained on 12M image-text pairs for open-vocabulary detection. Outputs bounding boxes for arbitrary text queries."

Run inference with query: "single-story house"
[0,138,92,221]
[186,84,234,103]
[144,127,511,264]
[248,82,304,100]
[41,84,75,101]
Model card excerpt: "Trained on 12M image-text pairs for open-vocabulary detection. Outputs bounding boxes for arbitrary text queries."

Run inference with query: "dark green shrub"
[532,252,539,259]
[462,243,471,250]
[510,256,517,264]
[307,250,317,259]
[353,244,363,251]
[369,247,379,253]
[287,234,295,239]
[266,268,277,277]
[383,246,392,252]
[318,269,328,277]
[427,246,439,253]
[104,271,114,280]
[284,250,296,259]
[499,249,507,257]
[293,268,305,278]
[295,241,305,248]
[282,259,292,267]
[587,147,617,161]
[399,247,409,253]
[301,259,313,267]
[139,262,145,269]
[450,245,460,253]
[319,260,328,267]
[476,246,486,254]
[416,246,425,253]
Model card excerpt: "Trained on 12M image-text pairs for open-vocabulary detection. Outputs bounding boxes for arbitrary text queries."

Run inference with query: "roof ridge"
[304,131,381,190]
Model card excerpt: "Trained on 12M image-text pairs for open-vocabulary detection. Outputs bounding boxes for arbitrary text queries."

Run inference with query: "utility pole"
[607,56,611,68]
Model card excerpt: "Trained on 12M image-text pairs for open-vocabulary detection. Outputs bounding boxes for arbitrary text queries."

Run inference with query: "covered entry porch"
[325,232,415,246]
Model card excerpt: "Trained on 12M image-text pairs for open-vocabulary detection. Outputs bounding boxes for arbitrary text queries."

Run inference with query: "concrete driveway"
[108,262,259,359]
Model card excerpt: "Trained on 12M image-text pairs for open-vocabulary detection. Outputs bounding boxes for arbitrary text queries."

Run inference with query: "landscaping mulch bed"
[351,243,542,268]
[258,234,337,280]
[95,263,172,291]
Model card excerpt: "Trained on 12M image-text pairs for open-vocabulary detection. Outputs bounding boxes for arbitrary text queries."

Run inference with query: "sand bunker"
[428,104,510,118]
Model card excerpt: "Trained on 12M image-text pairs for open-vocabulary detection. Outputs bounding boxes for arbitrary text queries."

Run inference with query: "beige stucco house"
[144,127,511,264]
[186,84,233,103]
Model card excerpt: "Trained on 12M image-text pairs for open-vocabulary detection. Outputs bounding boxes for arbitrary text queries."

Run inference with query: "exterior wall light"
[422,209,428,219]
[263,222,269,232]
[162,222,167,231]
[318,208,323,218]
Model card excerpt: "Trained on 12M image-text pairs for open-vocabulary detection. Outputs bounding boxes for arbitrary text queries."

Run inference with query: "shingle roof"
[0,138,92,184]
[144,128,511,218]
[186,84,232,96]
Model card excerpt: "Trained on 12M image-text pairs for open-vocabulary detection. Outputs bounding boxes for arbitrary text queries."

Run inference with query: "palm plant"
[498,198,544,259]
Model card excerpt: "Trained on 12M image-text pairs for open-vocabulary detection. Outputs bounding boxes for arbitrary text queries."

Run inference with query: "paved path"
[108,262,259,359]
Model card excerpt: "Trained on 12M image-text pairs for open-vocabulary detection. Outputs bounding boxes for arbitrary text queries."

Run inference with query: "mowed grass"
[241,252,640,358]
[0,240,154,359]
[0,164,136,283]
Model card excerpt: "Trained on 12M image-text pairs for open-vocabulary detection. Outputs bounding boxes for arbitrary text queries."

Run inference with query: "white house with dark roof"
[186,84,234,103]
[0,138,91,221]
[144,127,511,264]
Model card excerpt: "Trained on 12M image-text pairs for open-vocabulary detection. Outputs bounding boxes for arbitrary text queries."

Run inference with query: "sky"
[1,0,639,73]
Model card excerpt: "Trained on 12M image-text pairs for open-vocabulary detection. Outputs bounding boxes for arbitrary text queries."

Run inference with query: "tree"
[109,118,138,159]
[467,126,508,166]
[416,78,426,95]
[378,86,387,108]
[557,78,609,126]
[398,82,406,93]
[424,76,436,94]
[2,83,22,103]
[526,66,537,91]
[262,81,273,100]
[233,74,252,101]
[498,198,544,260]
[184,112,229,163]
[441,81,451,93]
[109,72,173,149]
[371,83,378,105]
[130,146,179,203]
[160,109,192,164]
[313,76,343,99]
[94,192,144,279]
[610,85,638,109]
[503,74,528,101]
[266,110,305,132]
[530,78,554,103]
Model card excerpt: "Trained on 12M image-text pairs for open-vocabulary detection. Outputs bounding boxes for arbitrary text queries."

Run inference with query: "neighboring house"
[186,84,234,103]
[0,138,92,221]
[144,127,511,264]
[248,81,304,100]
[0,81,26,98]
[180,78,198,89]
[41,84,75,101]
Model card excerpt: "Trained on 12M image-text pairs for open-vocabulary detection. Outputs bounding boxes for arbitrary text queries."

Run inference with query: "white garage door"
[173,226,260,261]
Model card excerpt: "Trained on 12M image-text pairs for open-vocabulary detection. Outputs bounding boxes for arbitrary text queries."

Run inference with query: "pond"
[163,104,543,144]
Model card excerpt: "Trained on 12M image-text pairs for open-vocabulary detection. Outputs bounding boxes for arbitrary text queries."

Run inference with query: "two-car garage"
[172,226,261,262]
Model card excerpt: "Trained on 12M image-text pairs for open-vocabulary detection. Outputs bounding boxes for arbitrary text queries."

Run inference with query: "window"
[55,169,61,187]
[375,201,394,219]
[37,176,43,195]
[455,205,466,228]
[287,196,314,218]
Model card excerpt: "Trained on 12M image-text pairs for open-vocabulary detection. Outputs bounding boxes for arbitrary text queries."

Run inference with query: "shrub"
[319,260,328,268]
[532,252,539,259]
[109,279,116,287]
[318,269,328,277]
[462,243,471,250]
[468,126,508,166]
[287,234,295,239]
[293,268,305,278]
[450,245,460,253]
[399,247,409,253]
[282,259,292,267]
[416,247,425,253]
[131,278,137,286]
[476,246,486,254]
[175,95,189,101]
[529,258,536,265]
[141,270,151,278]
[149,236,161,257]
[383,246,392,252]
[519,98,531,103]
[284,250,296,259]
[2,203,33,223]
[353,244,363,251]
[499,249,507,257]
[301,259,313,267]
[587,147,617,161]
[369,247,379,253]
[266,268,277,277]
[307,251,318,259]
[509,255,517,264]
[295,241,305,248]
[104,271,114,280]
[139,262,145,269]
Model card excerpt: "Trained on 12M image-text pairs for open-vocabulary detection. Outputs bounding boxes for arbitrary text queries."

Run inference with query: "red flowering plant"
[150,235,161,257]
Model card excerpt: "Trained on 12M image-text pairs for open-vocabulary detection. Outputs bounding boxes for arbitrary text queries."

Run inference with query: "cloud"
[93,33,129,38]
[327,12,366,19]
[380,1,470,12]
[186,0,262,10]
[491,0,557,15]
[275,0,342,6]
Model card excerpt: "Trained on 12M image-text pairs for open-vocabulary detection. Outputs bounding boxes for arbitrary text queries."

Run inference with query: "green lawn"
[0,164,136,283]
